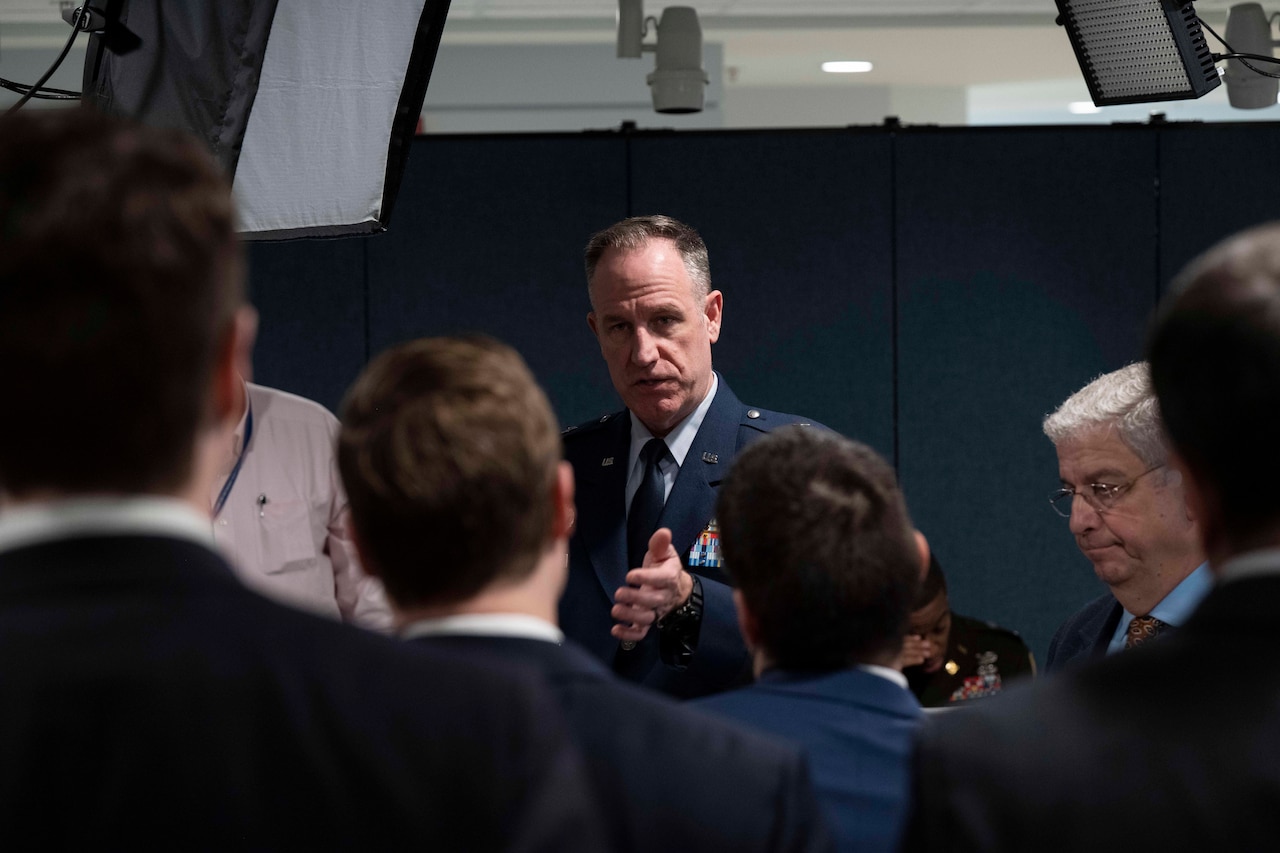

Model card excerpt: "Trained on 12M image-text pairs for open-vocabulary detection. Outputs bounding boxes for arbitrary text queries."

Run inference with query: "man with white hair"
[1042,362,1209,672]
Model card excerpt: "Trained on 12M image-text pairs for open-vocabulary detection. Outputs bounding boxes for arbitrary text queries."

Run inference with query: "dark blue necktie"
[627,438,672,571]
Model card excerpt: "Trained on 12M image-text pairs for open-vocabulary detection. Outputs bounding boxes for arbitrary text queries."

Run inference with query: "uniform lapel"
[660,378,742,568]
[575,416,632,595]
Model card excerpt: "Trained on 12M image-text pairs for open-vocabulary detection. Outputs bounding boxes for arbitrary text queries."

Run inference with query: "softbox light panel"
[82,0,451,239]
[1055,0,1220,106]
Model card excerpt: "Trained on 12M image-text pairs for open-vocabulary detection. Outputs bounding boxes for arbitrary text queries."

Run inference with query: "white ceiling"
[0,0,1263,125]
[0,0,1242,27]
[442,0,1235,17]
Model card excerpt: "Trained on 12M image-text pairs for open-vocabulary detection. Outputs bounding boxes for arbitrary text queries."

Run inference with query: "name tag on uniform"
[688,518,722,568]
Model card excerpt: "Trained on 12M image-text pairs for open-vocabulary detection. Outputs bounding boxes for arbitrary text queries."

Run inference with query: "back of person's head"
[717,427,919,671]
[1148,222,1280,544]
[0,107,242,498]
[1042,362,1167,467]
[338,335,561,608]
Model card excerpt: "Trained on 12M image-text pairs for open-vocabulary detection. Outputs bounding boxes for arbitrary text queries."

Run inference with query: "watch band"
[657,574,703,670]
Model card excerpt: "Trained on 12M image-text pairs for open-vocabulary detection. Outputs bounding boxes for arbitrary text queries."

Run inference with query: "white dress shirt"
[401,612,564,644]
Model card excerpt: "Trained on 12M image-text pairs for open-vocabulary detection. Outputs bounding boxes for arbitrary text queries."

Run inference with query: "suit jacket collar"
[755,667,922,719]
[408,633,615,685]
[0,532,238,596]
[1084,595,1124,655]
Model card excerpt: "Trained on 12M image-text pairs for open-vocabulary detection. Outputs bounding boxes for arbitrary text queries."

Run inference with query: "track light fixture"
[617,0,708,114]
[1223,3,1280,108]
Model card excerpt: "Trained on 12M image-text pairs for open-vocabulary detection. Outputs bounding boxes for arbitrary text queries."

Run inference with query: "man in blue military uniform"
[560,215,821,698]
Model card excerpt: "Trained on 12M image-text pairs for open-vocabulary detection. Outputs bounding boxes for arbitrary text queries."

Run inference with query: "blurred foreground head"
[1149,222,1280,558]
[0,107,244,499]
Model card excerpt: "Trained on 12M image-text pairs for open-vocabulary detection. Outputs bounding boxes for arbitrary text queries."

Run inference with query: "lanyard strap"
[213,401,254,519]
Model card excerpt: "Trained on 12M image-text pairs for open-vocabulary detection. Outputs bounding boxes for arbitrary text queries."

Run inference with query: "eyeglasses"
[1048,465,1165,518]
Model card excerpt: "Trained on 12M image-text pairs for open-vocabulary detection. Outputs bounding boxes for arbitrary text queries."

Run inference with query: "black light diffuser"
[1055,0,1221,106]
[82,0,452,240]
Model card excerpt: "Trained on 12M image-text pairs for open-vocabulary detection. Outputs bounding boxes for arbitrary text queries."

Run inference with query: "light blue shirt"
[1106,560,1213,654]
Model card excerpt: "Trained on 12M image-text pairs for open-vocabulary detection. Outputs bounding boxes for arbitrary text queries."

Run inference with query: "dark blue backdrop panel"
[629,130,896,459]
[1159,122,1280,295]
[896,127,1159,665]
[366,134,629,428]
[246,239,367,414]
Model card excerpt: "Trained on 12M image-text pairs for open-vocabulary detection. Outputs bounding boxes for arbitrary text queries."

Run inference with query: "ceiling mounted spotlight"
[617,0,708,114]
[1223,3,1280,108]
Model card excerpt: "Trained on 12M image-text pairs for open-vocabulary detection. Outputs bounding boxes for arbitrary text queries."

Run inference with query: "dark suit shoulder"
[561,676,828,852]
[1046,591,1119,672]
[415,634,826,852]
[0,535,605,851]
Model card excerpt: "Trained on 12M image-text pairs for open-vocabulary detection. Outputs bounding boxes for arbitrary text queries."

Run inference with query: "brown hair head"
[717,427,919,671]
[0,106,242,497]
[1149,221,1280,545]
[338,336,561,608]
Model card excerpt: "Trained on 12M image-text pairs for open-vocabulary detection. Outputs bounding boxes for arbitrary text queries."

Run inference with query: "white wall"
[420,42,725,132]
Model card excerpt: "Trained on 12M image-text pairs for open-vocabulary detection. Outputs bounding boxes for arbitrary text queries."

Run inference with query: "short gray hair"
[583,215,711,302]
[1042,362,1168,467]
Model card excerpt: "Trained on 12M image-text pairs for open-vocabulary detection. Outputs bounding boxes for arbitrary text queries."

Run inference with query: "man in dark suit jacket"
[562,215,821,698]
[0,108,602,850]
[1043,589,1122,666]
[1041,362,1210,672]
[693,428,925,853]
[903,222,1280,851]
[337,335,833,853]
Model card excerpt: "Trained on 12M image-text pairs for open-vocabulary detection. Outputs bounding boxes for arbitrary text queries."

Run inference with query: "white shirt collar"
[399,612,564,644]
[0,496,216,556]
[857,663,909,689]
[628,372,719,473]
[1218,547,1280,583]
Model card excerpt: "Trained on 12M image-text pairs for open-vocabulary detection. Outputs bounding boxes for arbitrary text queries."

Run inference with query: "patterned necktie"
[1125,614,1169,649]
[627,438,672,571]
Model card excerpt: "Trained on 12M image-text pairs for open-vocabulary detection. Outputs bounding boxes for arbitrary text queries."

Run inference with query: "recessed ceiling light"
[1069,101,1101,114]
[822,61,873,74]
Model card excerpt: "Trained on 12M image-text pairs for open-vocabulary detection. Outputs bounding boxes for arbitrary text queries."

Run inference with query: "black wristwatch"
[658,574,703,670]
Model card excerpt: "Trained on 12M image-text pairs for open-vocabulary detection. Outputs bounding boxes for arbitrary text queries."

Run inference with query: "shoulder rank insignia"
[688,518,722,568]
